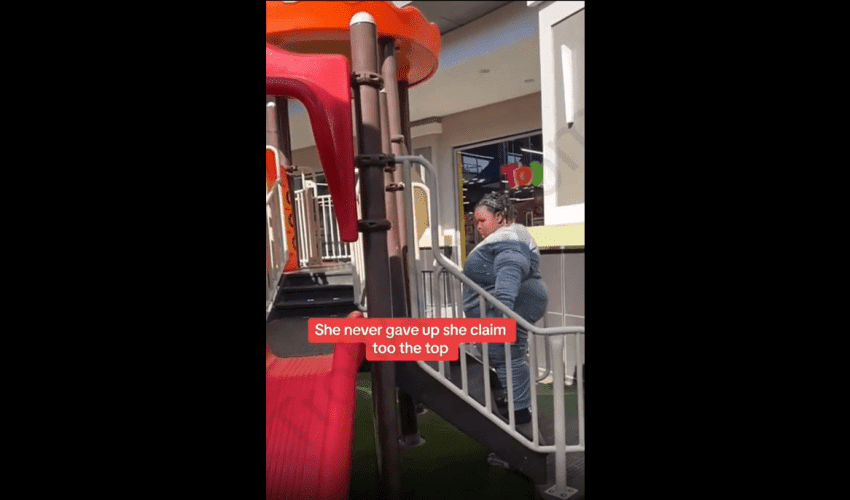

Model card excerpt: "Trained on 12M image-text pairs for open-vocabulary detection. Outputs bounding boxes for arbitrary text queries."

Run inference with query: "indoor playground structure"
[265,2,585,499]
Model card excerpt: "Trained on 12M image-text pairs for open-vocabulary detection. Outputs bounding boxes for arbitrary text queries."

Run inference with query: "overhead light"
[520,148,543,155]
[561,44,574,127]
[461,152,493,160]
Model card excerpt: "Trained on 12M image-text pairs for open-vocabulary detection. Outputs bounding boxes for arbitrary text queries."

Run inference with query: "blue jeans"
[466,279,548,413]
[489,325,531,411]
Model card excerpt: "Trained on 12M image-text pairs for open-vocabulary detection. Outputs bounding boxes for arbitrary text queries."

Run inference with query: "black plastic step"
[274,264,358,310]
[280,264,356,288]
[266,302,361,358]
[277,284,353,293]
[274,284,355,309]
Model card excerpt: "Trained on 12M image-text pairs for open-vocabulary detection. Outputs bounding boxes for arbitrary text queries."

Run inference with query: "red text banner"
[308,318,516,361]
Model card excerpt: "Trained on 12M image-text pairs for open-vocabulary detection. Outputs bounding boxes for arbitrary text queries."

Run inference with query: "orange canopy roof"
[266,1,441,87]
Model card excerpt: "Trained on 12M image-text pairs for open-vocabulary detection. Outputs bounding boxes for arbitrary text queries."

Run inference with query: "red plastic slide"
[266,341,365,499]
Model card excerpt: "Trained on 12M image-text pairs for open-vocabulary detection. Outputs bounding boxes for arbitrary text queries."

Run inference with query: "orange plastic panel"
[266,147,299,271]
[266,1,441,87]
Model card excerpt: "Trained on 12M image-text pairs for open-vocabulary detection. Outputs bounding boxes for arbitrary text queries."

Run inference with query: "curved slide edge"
[265,44,358,243]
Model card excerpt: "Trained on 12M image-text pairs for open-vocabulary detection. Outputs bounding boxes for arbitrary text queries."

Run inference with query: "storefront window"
[455,131,545,258]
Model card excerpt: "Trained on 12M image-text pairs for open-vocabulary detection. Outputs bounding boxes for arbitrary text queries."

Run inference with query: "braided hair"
[475,191,514,223]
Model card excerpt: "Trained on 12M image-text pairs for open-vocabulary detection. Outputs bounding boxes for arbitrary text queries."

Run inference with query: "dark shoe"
[498,405,531,425]
[514,408,531,424]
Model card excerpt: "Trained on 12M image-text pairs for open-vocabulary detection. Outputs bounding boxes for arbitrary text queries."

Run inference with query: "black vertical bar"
[272,96,292,167]
[396,81,412,163]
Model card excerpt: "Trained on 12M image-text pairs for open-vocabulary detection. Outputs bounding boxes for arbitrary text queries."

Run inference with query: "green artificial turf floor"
[347,373,580,499]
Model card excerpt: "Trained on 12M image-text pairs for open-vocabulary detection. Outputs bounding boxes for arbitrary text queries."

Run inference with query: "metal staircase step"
[397,354,584,497]
[397,358,548,484]
[427,356,560,446]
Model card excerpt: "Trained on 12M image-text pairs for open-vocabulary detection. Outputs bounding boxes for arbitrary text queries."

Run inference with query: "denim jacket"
[462,223,548,324]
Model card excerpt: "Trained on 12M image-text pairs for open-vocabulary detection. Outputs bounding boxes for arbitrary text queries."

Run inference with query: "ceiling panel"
[402,1,514,34]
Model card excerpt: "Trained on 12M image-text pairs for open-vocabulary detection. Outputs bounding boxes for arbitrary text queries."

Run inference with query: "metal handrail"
[396,155,584,334]
[396,155,584,495]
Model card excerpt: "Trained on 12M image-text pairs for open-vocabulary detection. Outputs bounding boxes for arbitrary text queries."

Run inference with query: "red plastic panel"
[266,342,365,499]
[266,44,358,242]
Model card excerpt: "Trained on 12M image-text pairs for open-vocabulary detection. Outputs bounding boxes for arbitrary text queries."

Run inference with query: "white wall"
[411,91,542,248]
[291,144,320,173]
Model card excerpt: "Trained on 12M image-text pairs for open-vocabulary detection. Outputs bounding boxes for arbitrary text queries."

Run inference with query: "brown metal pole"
[395,72,432,422]
[274,97,326,268]
[379,90,392,159]
[380,39,409,255]
[395,80,423,321]
[350,12,401,500]
[395,80,415,309]
[380,37,423,449]
[271,96,292,167]
[378,89,405,317]
[379,39,409,319]
[272,95,322,268]
[396,82,412,169]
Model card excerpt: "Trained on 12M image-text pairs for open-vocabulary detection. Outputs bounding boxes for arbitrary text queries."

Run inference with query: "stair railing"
[266,174,289,318]
[316,191,352,262]
[292,167,324,268]
[397,155,584,497]
[292,169,356,267]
